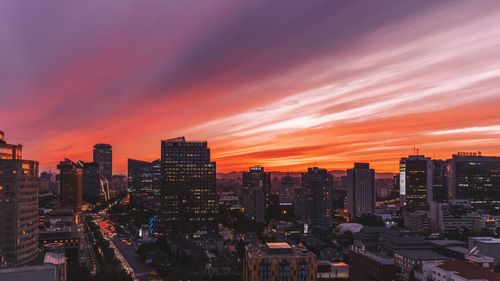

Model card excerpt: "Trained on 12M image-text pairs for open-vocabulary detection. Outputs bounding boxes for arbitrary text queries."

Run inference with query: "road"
[111,236,160,281]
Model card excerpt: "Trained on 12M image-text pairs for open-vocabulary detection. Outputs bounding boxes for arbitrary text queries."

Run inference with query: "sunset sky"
[1,1,500,174]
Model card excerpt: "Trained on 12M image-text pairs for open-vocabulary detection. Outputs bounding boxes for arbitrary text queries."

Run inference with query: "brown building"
[348,247,398,281]
[57,159,83,213]
[244,242,317,281]
[0,130,39,266]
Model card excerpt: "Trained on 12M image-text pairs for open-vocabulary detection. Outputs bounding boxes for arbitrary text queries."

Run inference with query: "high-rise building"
[244,242,317,281]
[399,155,433,208]
[81,161,101,204]
[57,159,83,212]
[243,166,272,209]
[161,137,218,234]
[111,174,127,198]
[242,186,264,222]
[278,174,296,206]
[347,163,375,218]
[128,159,154,193]
[93,143,112,184]
[300,167,333,230]
[449,152,500,204]
[432,160,449,203]
[0,130,39,266]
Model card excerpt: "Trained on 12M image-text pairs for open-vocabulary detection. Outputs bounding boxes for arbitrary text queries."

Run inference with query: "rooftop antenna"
[416,148,420,155]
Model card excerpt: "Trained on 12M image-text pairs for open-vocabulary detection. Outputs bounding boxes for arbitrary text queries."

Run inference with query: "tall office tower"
[243,166,272,209]
[432,160,449,203]
[399,155,433,208]
[242,186,265,222]
[0,130,39,266]
[81,161,101,204]
[128,159,154,193]
[111,174,127,198]
[93,143,112,184]
[161,137,218,234]
[449,152,500,205]
[279,174,296,205]
[300,167,333,230]
[244,242,317,281]
[57,159,83,212]
[151,159,161,195]
[347,163,375,218]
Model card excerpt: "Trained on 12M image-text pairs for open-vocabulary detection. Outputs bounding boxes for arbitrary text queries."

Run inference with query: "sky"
[1,0,500,174]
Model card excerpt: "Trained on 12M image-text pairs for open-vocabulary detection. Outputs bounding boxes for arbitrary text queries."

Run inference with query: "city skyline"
[2,1,500,174]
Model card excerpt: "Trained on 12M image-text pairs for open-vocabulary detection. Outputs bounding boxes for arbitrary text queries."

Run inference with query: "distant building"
[243,166,271,209]
[242,186,265,222]
[399,155,433,208]
[0,131,39,266]
[160,137,218,234]
[111,174,127,198]
[432,160,449,203]
[57,159,83,212]
[279,174,296,206]
[128,158,161,211]
[244,242,317,281]
[93,143,112,185]
[346,163,375,218]
[449,152,500,205]
[430,200,479,234]
[404,211,430,234]
[81,161,101,203]
[300,167,334,230]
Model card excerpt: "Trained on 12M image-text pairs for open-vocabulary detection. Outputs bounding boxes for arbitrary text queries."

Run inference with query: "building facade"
[449,152,500,205]
[346,163,375,218]
[243,166,272,209]
[160,137,218,234]
[400,155,433,208]
[93,143,112,185]
[242,186,265,222]
[0,131,39,266]
[244,242,317,281]
[300,167,333,230]
[57,159,83,212]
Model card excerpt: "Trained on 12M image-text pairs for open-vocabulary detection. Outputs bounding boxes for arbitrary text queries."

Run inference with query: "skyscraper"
[0,130,39,266]
[242,186,265,222]
[81,161,101,204]
[449,152,500,204]
[399,155,433,208]
[243,166,272,209]
[300,167,333,230]
[347,163,375,218]
[432,160,449,203]
[93,143,112,184]
[161,137,218,234]
[57,159,83,212]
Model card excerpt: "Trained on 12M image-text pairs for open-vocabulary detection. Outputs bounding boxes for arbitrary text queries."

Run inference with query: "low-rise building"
[421,260,500,281]
[404,211,430,234]
[244,242,317,281]
[348,247,397,281]
[394,250,447,281]
[317,260,348,280]
[468,237,500,263]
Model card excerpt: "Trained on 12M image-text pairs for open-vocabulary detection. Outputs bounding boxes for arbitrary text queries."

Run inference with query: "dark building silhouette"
[81,161,101,204]
[160,137,218,234]
[243,166,272,209]
[93,143,112,185]
[347,163,375,218]
[450,152,500,204]
[0,130,39,266]
[432,160,449,203]
[299,167,333,230]
[57,159,82,212]
[128,158,161,211]
[399,155,433,208]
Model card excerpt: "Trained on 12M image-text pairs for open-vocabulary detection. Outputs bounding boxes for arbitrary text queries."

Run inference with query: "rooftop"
[470,237,500,244]
[436,260,500,280]
[266,242,291,249]
[395,250,448,261]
